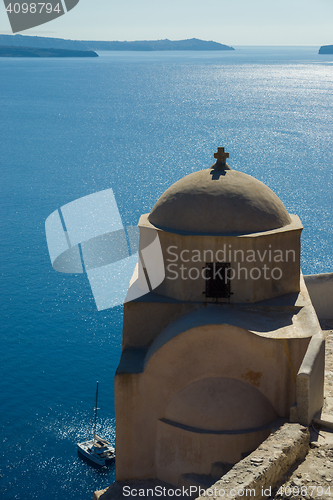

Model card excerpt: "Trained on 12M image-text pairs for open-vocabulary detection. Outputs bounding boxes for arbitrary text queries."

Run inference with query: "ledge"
[194,423,309,500]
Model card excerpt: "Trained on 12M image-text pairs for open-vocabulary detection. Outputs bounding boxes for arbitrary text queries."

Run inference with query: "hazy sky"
[1,0,333,45]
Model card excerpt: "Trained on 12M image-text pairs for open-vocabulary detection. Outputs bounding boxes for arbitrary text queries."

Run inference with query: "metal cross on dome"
[214,147,229,164]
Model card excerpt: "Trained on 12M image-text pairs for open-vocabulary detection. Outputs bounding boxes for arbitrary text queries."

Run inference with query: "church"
[114,148,324,487]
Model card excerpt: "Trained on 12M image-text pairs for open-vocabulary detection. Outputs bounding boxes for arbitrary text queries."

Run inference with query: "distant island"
[81,39,235,51]
[0,34,234,52]
[319,45,333,54]
[0,45,98,58]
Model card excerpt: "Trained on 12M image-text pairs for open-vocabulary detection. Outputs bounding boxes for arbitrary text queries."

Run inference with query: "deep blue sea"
[0,46,333,500]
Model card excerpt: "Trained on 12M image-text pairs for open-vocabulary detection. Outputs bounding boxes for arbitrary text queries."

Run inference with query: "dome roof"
[148,152,291,234]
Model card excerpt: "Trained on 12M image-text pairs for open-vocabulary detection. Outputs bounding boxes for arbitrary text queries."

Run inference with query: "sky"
[1,0,333,45]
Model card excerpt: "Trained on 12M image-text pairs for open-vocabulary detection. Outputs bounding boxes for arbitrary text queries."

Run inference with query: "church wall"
[155,420,272,486]
[122,275,319,350]
[122,300,202,349]
[304,273,333,320]
[139,214,302,304]
[115,325,309,482]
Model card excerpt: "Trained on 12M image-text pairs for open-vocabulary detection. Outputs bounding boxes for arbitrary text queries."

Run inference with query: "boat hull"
[77,438,115,466]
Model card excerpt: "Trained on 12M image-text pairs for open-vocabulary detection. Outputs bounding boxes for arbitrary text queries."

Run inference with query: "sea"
[0,46,332,500]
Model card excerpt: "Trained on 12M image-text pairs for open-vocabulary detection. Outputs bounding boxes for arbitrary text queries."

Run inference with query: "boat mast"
[94,381,99,442]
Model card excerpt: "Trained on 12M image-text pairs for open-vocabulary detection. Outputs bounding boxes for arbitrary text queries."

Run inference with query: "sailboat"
[77,381,115,466]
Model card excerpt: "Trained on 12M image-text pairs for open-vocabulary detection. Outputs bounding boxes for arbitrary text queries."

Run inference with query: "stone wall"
[304,273,333,320]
